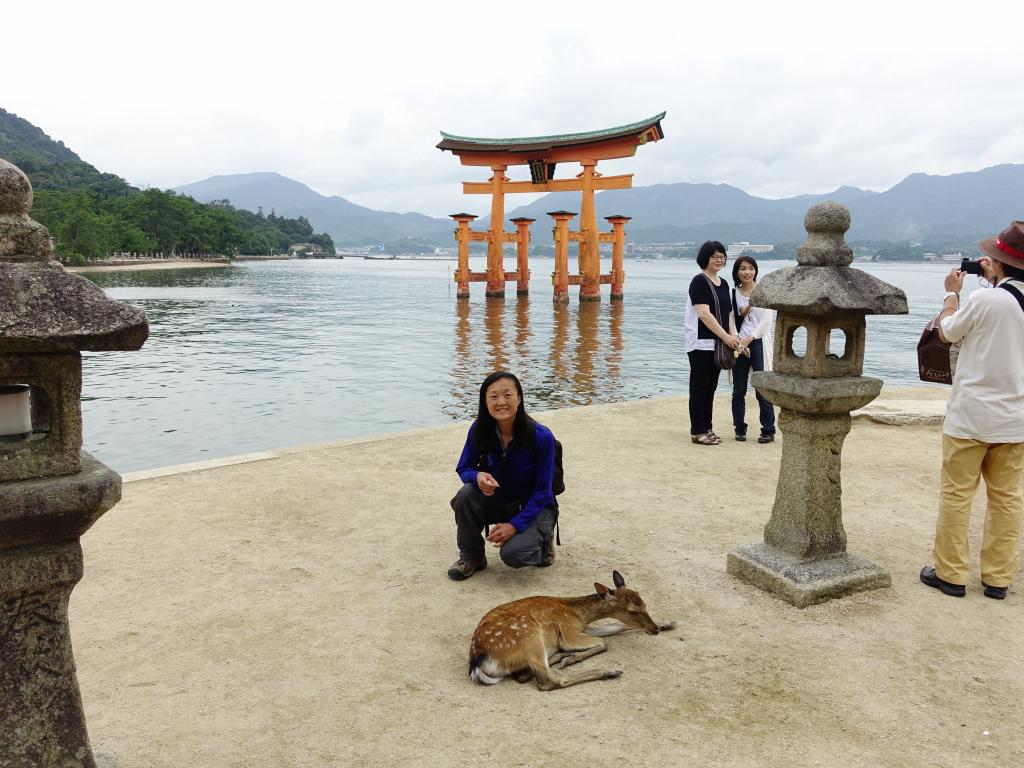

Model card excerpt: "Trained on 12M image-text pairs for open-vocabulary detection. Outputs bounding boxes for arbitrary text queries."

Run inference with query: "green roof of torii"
[437,112,666,153]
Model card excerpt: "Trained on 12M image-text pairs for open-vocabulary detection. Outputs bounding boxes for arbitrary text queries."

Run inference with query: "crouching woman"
[448,371,557,581]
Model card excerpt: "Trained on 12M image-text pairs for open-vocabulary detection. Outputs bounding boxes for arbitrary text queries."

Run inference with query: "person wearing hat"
[920,221,1024,599]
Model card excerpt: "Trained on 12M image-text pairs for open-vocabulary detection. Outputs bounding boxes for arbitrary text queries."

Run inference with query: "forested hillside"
[0,108,334,262]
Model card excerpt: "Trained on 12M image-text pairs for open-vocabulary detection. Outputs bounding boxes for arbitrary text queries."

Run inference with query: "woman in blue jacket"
[449,371,557,581]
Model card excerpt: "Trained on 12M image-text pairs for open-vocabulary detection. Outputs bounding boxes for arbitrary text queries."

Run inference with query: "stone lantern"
[0,158,148,766]
[726,202,907,607]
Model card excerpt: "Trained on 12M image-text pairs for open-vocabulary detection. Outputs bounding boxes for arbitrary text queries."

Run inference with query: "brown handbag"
[917,318,952,384]
[703,274,735,370]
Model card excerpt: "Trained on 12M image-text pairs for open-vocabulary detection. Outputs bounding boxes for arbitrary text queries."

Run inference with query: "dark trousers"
[450,483,556,568]
[731,339,776,435]
[688,349,722,436]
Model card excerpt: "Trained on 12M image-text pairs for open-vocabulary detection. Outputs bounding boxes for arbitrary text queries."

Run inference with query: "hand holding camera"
[960,257,984,276]
[945,267,967,294]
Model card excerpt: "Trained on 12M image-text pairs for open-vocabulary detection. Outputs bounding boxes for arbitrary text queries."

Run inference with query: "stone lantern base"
[727,543,891,608]
[1,453,121,768]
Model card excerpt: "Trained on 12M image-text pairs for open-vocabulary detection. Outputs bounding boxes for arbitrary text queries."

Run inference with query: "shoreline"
[66,260,232,273]
[116,387,950,482]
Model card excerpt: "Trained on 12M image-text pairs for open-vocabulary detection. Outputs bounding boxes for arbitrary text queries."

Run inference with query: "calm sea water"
[79,258,968,472]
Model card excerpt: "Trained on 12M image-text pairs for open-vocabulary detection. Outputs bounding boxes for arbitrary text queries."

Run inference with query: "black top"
[688,274,733,339]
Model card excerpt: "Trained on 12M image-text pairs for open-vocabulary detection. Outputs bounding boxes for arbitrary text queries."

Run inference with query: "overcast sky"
[6,1,1023,217]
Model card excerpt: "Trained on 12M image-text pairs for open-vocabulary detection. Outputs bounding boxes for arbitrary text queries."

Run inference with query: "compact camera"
[960,257,985,275]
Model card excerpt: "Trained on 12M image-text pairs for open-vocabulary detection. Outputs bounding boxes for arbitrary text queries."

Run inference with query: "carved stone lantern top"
[749,201,908,414]
[0,157,148,485]
[752,201,908,317]
[0,159,148,354]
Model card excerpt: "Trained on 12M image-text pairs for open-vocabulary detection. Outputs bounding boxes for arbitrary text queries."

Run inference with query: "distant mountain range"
[177,163,1024,248]
[174,173,454,247]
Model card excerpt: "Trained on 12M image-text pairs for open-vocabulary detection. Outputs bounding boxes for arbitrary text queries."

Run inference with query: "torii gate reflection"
[448,299,624,419]
[437,113,665,302]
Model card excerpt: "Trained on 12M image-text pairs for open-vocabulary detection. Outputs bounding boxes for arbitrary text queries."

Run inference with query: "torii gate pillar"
[485,165,508,298]
[578,160,601,302]
[510,217,534,295]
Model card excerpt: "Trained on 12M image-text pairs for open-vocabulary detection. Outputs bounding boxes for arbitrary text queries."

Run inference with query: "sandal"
[706,431,722,444]
[690,432,719,446]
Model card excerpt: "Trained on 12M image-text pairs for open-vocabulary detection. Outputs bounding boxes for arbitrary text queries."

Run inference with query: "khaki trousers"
[933,435,1024,587]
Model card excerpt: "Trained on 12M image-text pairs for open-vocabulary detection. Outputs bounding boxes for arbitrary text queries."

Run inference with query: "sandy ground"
[65,261,231,273]
[69,388,1024,768]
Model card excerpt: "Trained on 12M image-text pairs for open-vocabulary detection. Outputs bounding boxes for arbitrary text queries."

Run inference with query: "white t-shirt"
[940,278,1024,442]
[733,288,773,339]
[733,288,775,370]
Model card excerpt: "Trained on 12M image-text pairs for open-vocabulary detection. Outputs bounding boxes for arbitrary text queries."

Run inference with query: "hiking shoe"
[983,581,1008,600]
[757,432,775,444]
[538,539,556,568]
[448,557,486,581]
[920,566,965,597]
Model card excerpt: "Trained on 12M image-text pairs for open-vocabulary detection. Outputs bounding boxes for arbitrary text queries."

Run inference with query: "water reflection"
[450,297,624,414]
[75,260,945,473]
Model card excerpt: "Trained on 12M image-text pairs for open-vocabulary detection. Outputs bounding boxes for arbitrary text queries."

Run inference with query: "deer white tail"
[469,654,504,685]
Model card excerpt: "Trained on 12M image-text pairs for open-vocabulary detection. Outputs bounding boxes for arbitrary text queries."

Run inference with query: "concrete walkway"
[71,388,1023,768]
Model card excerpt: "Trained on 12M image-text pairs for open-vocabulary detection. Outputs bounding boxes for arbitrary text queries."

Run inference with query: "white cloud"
[5,0,1023,217]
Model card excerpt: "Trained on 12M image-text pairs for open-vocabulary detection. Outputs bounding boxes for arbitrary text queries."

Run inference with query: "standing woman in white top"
[919,220,1024,600]
[684,241,741,446]
[730,256,776,443]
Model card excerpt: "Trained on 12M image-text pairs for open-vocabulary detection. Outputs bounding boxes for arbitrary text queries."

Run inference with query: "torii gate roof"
[437,112,665,165]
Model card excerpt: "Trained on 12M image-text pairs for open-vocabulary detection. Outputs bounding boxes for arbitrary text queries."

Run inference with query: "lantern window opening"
[788,325,808,359]
[827,328,850,360]
[0,382,51,444]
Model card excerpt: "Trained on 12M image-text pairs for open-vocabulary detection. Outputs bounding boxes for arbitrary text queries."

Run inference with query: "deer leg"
[556,644,607,669]
[525,635,620,690]
[533,665,623,690]
[585,621,632,637]
[547,645,605,668]
[553,632,608,669]
[585,619,677,637]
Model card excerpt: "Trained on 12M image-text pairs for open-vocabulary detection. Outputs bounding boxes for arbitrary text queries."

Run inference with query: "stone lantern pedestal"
[726,202,907,608]
[0,158,148,766]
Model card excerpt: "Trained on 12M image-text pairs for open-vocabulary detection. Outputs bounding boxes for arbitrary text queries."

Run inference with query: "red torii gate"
[437,113,665,302]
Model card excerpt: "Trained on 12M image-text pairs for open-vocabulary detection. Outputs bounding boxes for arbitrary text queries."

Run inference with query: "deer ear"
[612,570,626,588]
[595,582,613,598]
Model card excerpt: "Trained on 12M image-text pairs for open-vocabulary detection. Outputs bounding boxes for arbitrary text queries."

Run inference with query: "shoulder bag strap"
[702,274,722,325]
[1000,282,1024,314]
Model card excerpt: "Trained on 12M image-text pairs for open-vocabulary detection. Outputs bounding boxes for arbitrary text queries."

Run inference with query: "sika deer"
[468,570,675,691]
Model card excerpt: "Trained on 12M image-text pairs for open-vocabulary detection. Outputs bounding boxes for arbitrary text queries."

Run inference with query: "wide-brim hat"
[979,220,1024,270]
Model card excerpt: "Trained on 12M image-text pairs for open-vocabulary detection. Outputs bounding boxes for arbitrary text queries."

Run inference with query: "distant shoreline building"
[728,242,774,256]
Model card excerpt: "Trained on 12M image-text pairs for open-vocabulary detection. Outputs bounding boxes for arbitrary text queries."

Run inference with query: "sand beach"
[70,388,1023,768]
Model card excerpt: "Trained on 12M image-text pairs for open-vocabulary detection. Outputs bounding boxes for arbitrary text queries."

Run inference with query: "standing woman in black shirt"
[683,241,740,445]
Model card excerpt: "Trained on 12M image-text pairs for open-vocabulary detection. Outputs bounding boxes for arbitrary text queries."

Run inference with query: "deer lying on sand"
[468,570,675,691]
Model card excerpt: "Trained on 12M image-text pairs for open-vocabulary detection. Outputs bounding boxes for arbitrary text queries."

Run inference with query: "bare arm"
[936,269,965,343]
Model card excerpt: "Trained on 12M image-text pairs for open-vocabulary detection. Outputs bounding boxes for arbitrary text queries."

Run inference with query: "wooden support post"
[510,217,534,296]
[548,210,575,304]
[450,213,477,299]
[605,215,631,301]
[578,160,601,302]
[486,165,508,298]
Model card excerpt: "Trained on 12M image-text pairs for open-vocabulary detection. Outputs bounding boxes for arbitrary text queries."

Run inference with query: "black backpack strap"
[1000,282,1024,313]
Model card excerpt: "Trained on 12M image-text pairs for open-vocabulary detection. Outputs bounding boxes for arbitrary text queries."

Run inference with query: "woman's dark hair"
[732,255,759,284]
[696,240,727,269]
[1002,262,1024,281]
[473,371,537,453]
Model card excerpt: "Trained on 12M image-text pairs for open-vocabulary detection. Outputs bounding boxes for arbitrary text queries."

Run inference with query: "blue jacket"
[456,421,557,532]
